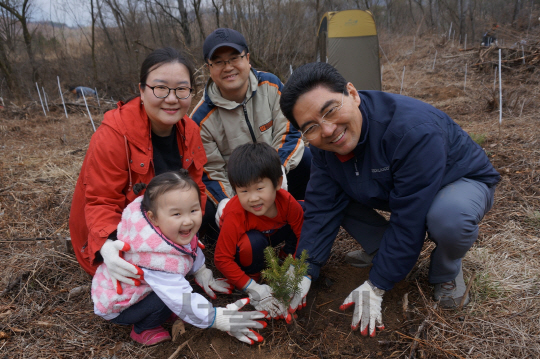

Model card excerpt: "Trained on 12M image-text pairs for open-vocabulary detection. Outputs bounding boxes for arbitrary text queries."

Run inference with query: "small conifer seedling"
[261,247,308,306]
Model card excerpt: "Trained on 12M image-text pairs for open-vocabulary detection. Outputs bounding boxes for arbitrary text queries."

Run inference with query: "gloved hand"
[215,198,231,228]
[212,298,267,345]
[194,264,233,299]
[339,280,385,337]
[244,279,290,322]
[100,239,143,295]
[286,265,311,313]
[281,166,288,192]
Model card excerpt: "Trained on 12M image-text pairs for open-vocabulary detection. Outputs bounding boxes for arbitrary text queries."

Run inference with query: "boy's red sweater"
[215,189,304,289]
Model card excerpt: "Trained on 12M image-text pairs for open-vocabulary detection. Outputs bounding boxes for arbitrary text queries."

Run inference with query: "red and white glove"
[100,239,143,294]
[340,280,385,337]
[215,198,231,228]
[287,265,311,313]
[212,298,267,345]
[244,280,290,322]
[193,264,233,299]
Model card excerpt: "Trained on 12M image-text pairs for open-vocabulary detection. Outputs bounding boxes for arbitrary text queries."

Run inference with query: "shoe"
[130,326,171,346]
[434,265,469,309]
[344,250,376,268]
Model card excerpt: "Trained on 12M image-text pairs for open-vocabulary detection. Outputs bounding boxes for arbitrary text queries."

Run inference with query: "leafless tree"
[0,0,39,82]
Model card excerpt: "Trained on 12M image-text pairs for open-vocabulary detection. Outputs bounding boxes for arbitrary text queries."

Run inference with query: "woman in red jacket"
[69,47,207,290]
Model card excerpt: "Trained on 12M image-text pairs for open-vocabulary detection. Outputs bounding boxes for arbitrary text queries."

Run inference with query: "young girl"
[91,170,267,346]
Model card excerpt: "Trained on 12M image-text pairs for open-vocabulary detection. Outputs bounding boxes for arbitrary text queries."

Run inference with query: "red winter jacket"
[69,97,207,276]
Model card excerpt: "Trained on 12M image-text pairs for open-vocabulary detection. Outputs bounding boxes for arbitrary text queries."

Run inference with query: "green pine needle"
[261,247,308,306]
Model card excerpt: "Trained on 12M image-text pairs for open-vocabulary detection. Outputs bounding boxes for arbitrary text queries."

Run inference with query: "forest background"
[0,0,537,103]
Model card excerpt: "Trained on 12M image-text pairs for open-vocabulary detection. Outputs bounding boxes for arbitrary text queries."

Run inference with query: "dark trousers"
[110,292,172,334]
[341,178,495,284]
[287,146,312,200]
[235,224,299,277]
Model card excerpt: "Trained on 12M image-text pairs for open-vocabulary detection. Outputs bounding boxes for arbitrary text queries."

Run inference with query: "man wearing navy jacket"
[280,62,500,337]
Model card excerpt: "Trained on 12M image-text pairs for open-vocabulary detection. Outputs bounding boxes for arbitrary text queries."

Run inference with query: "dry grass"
[1,32,540,358]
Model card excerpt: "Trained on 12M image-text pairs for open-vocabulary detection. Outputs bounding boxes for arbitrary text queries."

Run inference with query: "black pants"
[110,292,172,334]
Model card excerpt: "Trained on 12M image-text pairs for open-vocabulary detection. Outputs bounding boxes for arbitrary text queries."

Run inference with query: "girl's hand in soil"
[212,298,267,344]
[339,280,385,337]
[100,239,143,294]
[243,280,290,321]
[194,264,233,299]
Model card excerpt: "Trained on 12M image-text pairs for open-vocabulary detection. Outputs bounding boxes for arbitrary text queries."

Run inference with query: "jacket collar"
[203,68,259,110]
[103,97,192,153]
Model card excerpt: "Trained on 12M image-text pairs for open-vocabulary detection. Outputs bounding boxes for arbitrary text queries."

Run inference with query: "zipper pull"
[354,157,359,176]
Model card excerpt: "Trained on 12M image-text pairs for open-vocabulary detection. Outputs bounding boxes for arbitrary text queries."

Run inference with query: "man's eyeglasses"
[208,54,248,70]
[144,85,193,100]
[301,92,345,140]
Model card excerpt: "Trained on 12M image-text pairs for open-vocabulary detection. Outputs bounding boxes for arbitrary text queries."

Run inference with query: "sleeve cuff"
[368,269,395,292]
[306,262,321,281]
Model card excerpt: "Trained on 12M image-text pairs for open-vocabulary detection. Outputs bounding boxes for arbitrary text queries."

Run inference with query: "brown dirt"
[1,33,540,358]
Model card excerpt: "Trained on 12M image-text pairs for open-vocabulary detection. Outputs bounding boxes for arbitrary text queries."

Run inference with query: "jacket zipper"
[242,102,257,143]
[354,157,359,176]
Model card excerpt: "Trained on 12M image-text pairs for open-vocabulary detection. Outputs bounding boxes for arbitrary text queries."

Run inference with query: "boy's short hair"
[228,142,282,190]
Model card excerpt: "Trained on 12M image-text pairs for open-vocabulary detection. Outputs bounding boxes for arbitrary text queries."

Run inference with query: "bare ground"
[1,33,539,358]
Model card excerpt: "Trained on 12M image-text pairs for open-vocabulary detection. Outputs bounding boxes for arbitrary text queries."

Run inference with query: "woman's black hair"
[280,62,348,130]
[227,142,282,190]
[139,47,196,92]
[141,169,201,215]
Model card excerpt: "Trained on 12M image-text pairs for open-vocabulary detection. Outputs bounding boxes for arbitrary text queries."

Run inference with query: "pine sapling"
[261,247,308,307]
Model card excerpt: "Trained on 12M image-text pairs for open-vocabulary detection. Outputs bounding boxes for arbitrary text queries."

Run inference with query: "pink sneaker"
[130,326,171,346]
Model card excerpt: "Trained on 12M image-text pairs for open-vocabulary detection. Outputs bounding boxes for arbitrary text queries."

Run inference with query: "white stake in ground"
[432,50,438,71]
[35,82,47,117]
[82,90,96,132]
[499,49,502,126]
[57,76,68,118]
[448,22,453,39]
[464,63,468,91]
[42,87,49,112]
[400,66,405,94]
[94,87,101,108]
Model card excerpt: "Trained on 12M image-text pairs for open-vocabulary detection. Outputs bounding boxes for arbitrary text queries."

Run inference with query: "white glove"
[339,280,385,337]
[100,239,142,294]
[193,264,233,299]
[281,166,288,191]
[244,279,290,322]
[212,298,267,345]
[286,265,311,313]
[215,198,231,228]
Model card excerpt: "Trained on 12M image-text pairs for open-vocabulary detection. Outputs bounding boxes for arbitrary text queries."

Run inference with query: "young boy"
[214,142,304,321]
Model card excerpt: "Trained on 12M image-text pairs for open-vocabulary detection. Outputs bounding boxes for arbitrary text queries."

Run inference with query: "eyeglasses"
[144,85,193,100]
[301,92,345,140]
[208,54,248,70]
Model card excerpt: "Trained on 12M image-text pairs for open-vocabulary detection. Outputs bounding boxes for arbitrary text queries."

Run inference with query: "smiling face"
[292,83,363,155]
[139,62,192,137]
[207,47,251,103]
[235,177,282,218]
[147,187,202,246]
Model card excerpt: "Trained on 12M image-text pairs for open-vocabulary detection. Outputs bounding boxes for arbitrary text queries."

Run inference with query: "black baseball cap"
[203,28,249,62]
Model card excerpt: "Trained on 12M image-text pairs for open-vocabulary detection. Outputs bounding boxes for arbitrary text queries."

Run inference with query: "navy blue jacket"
[297,91,500,291]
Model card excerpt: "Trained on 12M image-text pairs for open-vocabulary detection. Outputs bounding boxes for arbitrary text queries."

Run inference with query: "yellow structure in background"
[317,10,381,91]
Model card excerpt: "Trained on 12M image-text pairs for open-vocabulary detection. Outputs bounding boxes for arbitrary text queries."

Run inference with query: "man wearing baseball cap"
[191,28,311,240]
